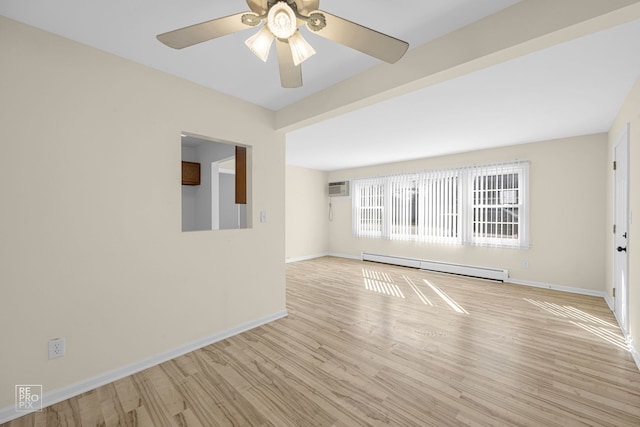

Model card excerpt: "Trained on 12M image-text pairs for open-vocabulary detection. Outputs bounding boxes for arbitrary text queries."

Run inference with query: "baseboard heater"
[361,252,508,282]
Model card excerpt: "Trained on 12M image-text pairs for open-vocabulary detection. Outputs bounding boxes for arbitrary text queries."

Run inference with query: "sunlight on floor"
[403,275,433,306]
[524,298,629,351]
[360,269,470,313]
[423,279,469,315]
[570,322,629,351]
[362,269,405,298]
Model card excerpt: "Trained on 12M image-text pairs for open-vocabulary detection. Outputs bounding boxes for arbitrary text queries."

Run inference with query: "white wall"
[0,16,285,411]
[326,134,608,292]
[285,165,329,261]
[608,76,640,357]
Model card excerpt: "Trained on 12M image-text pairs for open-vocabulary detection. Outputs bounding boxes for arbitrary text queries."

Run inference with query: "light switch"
[260,211,267,223]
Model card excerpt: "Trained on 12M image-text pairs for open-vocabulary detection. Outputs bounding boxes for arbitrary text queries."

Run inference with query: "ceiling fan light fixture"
[245,26,275,62]
[156,0,410,89]
[267,2,297,39]
[288,31,316,66]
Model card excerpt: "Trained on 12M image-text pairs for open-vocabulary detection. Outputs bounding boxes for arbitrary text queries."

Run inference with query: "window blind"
[351,161,529,248]
[352,177,385,238]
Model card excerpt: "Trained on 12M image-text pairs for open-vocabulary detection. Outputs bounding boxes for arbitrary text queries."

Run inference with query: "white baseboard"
[629,338,640,373]
[0,310,288,424]
[604,294,615,312]
[506,278,607,299]
[327,252,362,261]
[285,253,329,263]
[285,253,362,264]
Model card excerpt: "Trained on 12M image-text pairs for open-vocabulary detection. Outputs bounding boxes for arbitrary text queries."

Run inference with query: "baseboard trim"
[285,253,329,263]
[604,294,615,312]
[506,278,607,299]
[629,338,640,373]
[0,310,288,424]
[285,253,362,263]
[603,298,639,373]
[327,252,362,261]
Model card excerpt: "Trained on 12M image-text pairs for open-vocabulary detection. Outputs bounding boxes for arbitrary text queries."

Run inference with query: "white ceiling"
[0,0,520,109]
[2,0,640,171]
[287,19,640,170]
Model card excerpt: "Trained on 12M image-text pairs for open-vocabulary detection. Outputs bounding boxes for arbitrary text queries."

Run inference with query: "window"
[352,178,385,237]
[352,161,529,248]
[470,164,526,247]
[420,170,459,243]
[389,176,419,239]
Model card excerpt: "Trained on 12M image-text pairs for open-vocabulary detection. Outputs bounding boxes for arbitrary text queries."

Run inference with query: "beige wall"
[285,165,329,260]
[608,76,640,353]
[326,134,608,292]
[0,17,285,408]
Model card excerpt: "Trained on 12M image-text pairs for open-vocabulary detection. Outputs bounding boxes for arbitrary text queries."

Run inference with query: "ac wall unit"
[328,181,350,197]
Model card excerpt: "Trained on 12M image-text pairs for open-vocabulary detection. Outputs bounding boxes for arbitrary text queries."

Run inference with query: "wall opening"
[181,133,250,232]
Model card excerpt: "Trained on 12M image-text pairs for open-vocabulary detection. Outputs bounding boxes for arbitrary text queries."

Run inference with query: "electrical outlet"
[522,259,529,269]
[48,338,65,360]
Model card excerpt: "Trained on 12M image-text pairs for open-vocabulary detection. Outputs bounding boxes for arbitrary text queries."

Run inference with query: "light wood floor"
[4,256,640,426]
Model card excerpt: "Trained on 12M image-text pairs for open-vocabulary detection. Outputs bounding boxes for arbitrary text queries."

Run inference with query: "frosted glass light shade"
[245,26,274,62]
[288,31,316,66]
[267,3,297,39]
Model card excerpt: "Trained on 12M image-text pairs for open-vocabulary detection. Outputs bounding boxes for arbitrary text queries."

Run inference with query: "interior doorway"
[613,124,630,335]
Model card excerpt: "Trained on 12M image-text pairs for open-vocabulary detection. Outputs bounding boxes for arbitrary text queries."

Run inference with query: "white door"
[614,124,630,335]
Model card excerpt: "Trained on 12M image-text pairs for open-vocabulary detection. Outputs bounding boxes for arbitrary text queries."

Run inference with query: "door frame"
[613,123,630,335]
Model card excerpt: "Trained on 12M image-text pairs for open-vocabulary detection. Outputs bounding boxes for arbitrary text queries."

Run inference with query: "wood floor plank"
[130,371,180,427]
[131,405,155,427]
[96,384,130,427]
[172,408,204,427]
[141,365,186,417]
[3,257,640,426]
[77,392,103,426]
[112,376,141,414]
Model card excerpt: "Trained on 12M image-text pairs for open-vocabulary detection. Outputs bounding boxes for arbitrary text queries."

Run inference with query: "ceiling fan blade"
[276,39,302,88]
[157,12,252,49]
[309,11,409,63]
[246,0,269,15]
[296,0,320,16]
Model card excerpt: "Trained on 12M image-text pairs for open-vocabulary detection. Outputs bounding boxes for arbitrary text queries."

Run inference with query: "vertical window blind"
[351,161,529,248]
[352,177,385,237]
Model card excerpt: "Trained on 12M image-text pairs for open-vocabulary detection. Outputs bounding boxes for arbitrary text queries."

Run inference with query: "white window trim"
[352,161,529,249]
[464,162,529,248]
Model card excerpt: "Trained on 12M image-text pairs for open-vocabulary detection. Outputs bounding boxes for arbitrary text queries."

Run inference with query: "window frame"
[466,163,529,248]
[351,161,529,249]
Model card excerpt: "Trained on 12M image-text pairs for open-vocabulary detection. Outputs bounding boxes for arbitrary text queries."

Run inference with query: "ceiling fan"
[156,0,409,88]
